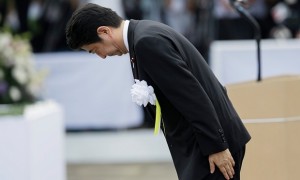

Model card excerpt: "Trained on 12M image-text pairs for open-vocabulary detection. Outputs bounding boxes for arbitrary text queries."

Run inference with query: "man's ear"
[97,26,111,39]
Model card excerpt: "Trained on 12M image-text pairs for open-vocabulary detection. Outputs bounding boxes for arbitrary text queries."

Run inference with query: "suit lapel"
[128,20,139,79]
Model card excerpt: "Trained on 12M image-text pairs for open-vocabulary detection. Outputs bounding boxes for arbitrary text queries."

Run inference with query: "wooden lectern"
[226,75,300,180]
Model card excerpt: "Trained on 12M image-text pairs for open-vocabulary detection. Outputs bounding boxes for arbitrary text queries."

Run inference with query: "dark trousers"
[204,146,246,180]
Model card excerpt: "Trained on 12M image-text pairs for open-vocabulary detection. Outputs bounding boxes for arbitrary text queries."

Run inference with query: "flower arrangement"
[0,31,47,104]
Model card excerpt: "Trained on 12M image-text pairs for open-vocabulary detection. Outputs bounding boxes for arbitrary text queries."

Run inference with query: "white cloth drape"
[210,39,300,85]
[35,52,143,130]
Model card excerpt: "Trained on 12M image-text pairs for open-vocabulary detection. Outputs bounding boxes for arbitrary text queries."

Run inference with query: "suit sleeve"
[135,36,228,156]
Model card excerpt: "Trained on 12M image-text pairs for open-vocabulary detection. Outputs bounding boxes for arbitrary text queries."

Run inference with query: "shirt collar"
[122,20,130,52]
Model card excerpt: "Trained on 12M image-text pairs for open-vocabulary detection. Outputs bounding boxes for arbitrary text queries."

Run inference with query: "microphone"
[229,0,262,82]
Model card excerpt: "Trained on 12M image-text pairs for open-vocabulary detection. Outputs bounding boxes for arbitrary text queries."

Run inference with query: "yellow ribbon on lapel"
[154,99,161,135]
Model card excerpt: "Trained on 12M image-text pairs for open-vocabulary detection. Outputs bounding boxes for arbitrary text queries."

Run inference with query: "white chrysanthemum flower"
[0,35,15,67]
[0,33,12,50]
[130,79,156,107]
[9,86,21,102]
[12,66,28,84]
[1,47,15,66]
[26,69,48,97]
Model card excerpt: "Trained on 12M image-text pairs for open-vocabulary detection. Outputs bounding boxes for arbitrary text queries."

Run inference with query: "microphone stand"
[230,1,262,82]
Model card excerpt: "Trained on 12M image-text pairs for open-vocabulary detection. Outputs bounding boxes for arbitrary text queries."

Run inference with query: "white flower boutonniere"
[130,79,163,135]
[130,79,156,107]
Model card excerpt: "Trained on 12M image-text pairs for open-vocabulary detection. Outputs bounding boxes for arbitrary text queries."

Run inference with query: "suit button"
[218,129,223,133]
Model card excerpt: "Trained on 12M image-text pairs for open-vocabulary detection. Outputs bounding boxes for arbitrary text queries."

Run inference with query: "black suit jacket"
[128,20,251,179]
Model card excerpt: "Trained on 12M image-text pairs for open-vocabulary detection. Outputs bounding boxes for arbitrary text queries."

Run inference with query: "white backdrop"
[210,39,300,85]
[35,52,143,130]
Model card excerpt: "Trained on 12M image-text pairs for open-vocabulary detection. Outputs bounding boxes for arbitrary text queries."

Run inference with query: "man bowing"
[66,3,251,180]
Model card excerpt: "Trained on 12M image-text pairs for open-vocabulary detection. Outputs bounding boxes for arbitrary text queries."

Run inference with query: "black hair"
[65,3,123,50]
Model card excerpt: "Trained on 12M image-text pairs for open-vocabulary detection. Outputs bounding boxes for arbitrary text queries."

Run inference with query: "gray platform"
[66,129,177,179]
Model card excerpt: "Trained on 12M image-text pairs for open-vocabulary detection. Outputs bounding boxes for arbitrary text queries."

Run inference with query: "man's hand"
[208,149,235,180]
